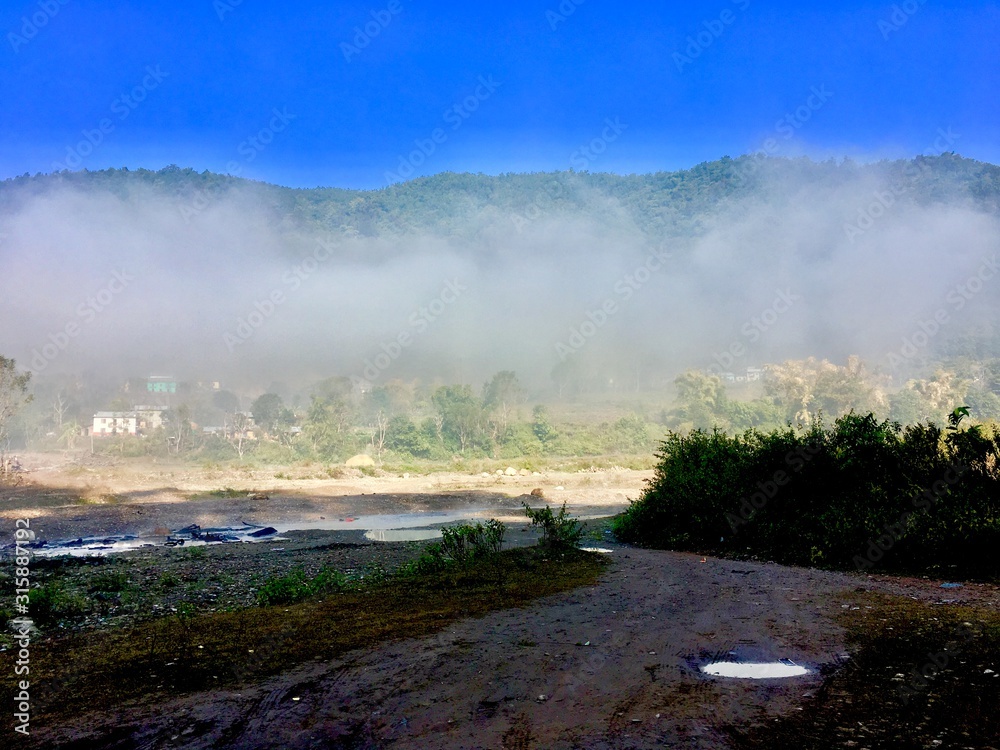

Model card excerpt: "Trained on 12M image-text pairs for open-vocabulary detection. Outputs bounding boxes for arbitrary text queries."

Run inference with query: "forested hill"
[2,154,998,241]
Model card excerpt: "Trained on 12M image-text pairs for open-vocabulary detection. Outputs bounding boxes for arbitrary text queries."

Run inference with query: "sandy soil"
[0,451,648,542]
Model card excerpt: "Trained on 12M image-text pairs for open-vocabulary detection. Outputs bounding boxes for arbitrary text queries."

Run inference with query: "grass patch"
[1,547,607,721]
[27,581,90,626]
[732,591,1000,749]
[88,570,131,594]
[255,566,348,605]
[205,487,246,498]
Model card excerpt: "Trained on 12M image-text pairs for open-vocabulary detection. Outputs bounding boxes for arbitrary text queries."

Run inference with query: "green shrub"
[256,569,313,606]
[158,571,179,588]
[612,412,1000,577]
[310,567,348,594]
[28,582,90,625]
[523,502,583,550]
[398,543,449,577]
[257,566,350,606]
[88,570,131,593]
[207,487,244,498]
[399,520,507,578]
[440,519,506,564]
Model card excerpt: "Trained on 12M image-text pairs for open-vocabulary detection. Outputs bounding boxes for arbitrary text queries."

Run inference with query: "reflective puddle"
[273,510,477,534]
[364,528,442,542]
[701,660,811,679]
[19,510,484,556]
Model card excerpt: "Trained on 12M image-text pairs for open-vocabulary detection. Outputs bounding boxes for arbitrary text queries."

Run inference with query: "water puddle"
[18,510,484,557]
[24,524,289,557]
[701,660,811,679]
[579,547,614,553]
[364,529,442,542]
[272,510,477,533]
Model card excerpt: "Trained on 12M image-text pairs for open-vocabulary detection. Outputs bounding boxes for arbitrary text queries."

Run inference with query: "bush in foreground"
[523,501,584,550]
[612,411,1000,576]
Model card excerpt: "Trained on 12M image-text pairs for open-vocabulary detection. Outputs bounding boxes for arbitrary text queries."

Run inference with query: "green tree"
[251,393,292,437]
[673,370,726,429]
[302,396,355,458]
[432,385,485,454]
[532,404,556,446]
[0,356,32,476]
[385,415,433,458]
[482,371,526,449]
[888,387,927,425]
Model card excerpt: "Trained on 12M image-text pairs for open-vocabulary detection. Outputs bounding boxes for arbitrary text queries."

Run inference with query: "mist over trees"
[1,154,999,460]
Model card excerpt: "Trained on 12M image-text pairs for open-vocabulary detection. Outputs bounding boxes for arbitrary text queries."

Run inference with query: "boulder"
[345,454,376,467]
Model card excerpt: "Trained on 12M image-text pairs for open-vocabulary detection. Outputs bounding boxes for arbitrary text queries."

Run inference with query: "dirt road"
[35,548,858,749]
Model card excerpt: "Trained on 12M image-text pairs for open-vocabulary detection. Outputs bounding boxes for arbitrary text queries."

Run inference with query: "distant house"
[133,405,165,431]
[225,412,257,440]
[146,376,177,394]
[91,406,165,437]
[711,367,767,384]
[92,412,139,437]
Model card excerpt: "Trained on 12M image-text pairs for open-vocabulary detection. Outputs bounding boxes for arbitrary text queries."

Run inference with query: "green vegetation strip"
[733,592,1000,749]
[614,412,1000,578]
[1,548,606,722]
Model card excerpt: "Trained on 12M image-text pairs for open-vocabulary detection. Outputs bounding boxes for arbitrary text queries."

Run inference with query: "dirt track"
[36,548,858,749]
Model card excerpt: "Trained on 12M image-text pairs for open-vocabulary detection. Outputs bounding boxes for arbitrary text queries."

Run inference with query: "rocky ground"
[1,452,998,749]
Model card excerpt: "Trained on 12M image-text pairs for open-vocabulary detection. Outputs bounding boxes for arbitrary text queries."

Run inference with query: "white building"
[92,412,139,437]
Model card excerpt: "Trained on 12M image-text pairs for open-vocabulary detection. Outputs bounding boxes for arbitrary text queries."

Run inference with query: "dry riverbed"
[1,453,998,749]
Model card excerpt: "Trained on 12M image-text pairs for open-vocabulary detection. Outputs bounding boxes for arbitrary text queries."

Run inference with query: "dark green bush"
[440,519,506,563]
[612,412,1000,577]
[257,569,313,606]
[28,582,90,625]
[88,570,131,593]
[398,520,507,578]
[523,502,583,550]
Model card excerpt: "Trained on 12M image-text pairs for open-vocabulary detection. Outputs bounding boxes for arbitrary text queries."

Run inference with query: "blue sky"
[2,0,997,189]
